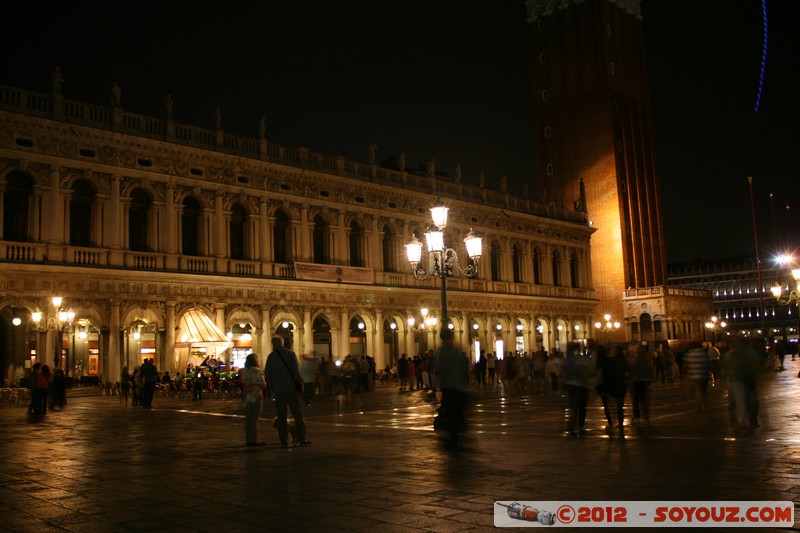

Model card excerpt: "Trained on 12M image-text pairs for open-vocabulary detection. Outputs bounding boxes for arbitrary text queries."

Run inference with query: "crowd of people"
[18,333,772,447]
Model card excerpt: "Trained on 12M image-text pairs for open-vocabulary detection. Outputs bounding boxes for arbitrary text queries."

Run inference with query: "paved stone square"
[1,360,799,532]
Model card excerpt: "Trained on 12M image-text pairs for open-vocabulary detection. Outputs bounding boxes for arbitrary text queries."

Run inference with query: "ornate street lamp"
[406,201,482,324]
[32,296,75,373]
[594,313,620,343]
[771,266,800,358]
[704,315,727,343]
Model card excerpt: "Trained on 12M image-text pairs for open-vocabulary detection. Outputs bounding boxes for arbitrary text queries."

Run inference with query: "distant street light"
[594,313,620,343]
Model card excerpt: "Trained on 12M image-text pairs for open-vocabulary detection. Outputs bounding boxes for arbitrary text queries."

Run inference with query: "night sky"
[1,1,797,265]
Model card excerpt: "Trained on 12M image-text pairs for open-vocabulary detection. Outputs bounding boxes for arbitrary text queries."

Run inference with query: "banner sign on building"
[294,262,374,284]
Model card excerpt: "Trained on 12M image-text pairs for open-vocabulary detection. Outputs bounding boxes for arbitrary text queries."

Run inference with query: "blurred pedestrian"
[684,341,710,412]
[120,367,131,405]
[561,342,594,436]
[300,355,319,406]
[49,368,67,410]
[723,337,760,432]
[33,364,52,415]
[630,344,653,424]
[435,328,469,449]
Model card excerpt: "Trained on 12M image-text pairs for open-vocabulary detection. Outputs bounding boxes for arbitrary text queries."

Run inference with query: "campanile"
[526,0,668,338]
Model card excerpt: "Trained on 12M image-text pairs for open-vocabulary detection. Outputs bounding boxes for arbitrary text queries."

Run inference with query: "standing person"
[34,365,52,415]
[630,344,654,424]
[299,355,319,406]
[683,341,711,412]
[120,367,131,405]
[723,337,761,432]
[28,362,41,415]
[265,337,310,448]
[49,368,67,410]
[606,345,630,430]
[561,343,593,436]
[475,350,487,385]
[131,367,141,406]
[545,352,561,394]
[239,353,266,446]
[398,354,409,391]
[140,358,158,408]
[486,351,497,384]
[435,328,468,449]
[594,344,615,430]
[707,343,722,384]
[406,356,416,391]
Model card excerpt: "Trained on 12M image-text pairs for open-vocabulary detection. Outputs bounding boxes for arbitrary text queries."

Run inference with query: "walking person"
[140,358,158,408]
[561,343,593,436]
[435,328,468,449]
[239,353,266,446]
[265,337,310,448]
[120,367,131,405]
[27,362,41,415]
[49,368,67,410]
[630,344,653,424]
[34,364,52,415]
[299,355,319,406]
[683,341,711,412]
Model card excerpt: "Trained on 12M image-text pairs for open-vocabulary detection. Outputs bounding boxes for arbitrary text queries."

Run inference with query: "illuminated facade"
[669,257,798,347]
[0,84,595,384]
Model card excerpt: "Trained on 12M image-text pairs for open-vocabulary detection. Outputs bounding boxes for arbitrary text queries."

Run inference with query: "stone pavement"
[1,358,800,532]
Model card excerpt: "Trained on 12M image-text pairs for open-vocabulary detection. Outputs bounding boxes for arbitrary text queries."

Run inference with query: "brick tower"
[526,0,668,341]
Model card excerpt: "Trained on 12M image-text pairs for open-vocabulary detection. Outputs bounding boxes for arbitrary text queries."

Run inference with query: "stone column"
[107,300,121,383]
[374,309,384,369]
[214,191,225,259]
[298,205,311,262]
[260,306,271,368]
[303,309,313,357]
[336,210,346,265]
[340,309,350,360]
[165,302,176,370]
[259,198,271,263]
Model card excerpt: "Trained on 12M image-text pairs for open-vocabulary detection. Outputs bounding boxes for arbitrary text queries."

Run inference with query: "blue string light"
[755,0,768,113]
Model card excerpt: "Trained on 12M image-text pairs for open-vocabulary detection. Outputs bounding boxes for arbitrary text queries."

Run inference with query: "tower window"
[537,19,544,30]
[610,62,615,74]
[541,89,549,101]
[544,126,551,138]
[606,24,612,36]
[546,164,554,176]
[539,52,546,64]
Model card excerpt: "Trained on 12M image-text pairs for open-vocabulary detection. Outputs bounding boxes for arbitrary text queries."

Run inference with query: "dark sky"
[1,1,797,265]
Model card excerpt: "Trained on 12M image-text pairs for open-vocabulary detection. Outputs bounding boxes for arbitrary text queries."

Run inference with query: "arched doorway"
[312,316,332,360]
[349,316,366,357]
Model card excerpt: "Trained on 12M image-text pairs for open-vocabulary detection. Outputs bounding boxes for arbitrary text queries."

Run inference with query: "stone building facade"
[0,84,596,384]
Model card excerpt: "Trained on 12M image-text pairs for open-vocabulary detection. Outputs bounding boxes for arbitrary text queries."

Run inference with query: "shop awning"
[176,309,232,359]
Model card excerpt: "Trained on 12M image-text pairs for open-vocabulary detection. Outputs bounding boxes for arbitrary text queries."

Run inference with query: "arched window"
[70,179,95,247]
[381,224,395,272]
[552,250,561,286]
[532,246,542,285]
[512,244,522,283]
[3,171,33,242]
[313,215,329,264]
[312,315,331,360]
[570,251,580,288]
[273,209,291,264]
[490,240,501,282]
[229,203,247,260]
[640,313,653,334]
[181,196,202,256]
[349,220,364,267]
[128,188,151,252]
